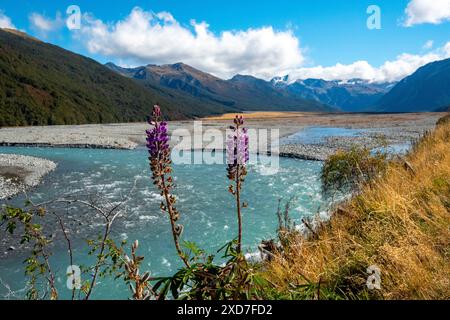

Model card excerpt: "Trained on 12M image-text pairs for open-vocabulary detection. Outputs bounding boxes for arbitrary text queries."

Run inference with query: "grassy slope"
[263,114,450,299]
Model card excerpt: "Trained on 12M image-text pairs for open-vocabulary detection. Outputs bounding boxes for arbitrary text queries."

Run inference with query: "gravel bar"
[0,154,57,200]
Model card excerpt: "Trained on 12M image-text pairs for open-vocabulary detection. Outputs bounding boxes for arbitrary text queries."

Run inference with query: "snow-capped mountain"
[270,76,396,112]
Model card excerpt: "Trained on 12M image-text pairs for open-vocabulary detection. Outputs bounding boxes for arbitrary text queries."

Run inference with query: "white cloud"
[287,43,450,83]
[444,42,450,56]
[0,11,15,29]
[73,7,449,83]
[423,40,434,49]
[404,0,450,26]
[76,7,304,79]
[29,12,64,34]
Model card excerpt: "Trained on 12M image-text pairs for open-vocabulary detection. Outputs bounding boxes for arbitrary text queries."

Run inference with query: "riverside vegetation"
[263,112,450,299]
[1,108,449,300]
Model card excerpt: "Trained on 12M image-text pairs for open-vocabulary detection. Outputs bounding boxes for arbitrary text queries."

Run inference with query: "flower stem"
[235,165,242,254]
[160,170,190,268]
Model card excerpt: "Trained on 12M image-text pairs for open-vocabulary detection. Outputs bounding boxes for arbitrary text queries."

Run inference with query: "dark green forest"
[0,29,234,126]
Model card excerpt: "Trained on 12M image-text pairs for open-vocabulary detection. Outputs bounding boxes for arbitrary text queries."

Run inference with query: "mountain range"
[1,28,449,127]
[105,62,398,113]
[105,62,332,112]
[271,77,396,112]
[109,58,450,114]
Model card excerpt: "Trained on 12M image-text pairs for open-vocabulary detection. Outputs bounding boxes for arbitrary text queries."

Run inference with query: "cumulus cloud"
[76,7,304,79]
[404,0,450,27]
[29,12,64,34]
[423,40,434,49]
[0,10,15,29]
[444,42,450,56]
[287,43,450,83]
[73,7,449,83]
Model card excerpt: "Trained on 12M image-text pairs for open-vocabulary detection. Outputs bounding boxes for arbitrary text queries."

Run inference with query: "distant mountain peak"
[270,75,289,86]
[231,74,255,80]
[171,62,187,68]
[342,78,367,84]
[302,78,329,86]
[230,74,263,83]
[375,57,450,112]
[283,77,395,112]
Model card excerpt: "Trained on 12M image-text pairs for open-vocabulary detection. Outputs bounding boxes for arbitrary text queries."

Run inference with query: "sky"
[1,0,449,82]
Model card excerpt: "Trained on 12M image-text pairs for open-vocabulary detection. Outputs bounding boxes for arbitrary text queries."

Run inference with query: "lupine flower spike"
[226,115,249,253]
[146,105,190,267]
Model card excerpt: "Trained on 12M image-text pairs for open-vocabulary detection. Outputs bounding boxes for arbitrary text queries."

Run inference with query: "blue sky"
[1,0,449,81]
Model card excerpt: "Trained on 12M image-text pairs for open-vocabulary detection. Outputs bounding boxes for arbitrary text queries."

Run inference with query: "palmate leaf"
[182,240,204,257]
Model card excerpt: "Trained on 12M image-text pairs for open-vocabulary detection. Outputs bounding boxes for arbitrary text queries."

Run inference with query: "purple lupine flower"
[226,115,248,254]
[226,115,249,180]
[146,105,169,159]
[226,128,249,165]
[146,105,172,191]
[237,127,249,164]
[146,121,169,158]
[145,105,190,267]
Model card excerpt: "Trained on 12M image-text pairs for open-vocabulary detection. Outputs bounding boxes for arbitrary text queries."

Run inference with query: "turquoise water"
[280,127,411,154]
[372,142,411,154]
[280,127,367,145]
[0,147,326,299]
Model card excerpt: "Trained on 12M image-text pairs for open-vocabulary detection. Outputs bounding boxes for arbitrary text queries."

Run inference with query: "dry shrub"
[321,146,388,196]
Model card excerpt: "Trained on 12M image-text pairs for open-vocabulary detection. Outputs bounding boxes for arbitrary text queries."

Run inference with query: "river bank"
[0,154,56,199]
[0,112,443,160]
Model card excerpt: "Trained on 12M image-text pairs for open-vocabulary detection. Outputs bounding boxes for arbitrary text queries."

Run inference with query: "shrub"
[321,146,388,196]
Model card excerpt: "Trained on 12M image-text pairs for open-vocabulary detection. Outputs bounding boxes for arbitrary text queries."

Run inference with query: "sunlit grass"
[203,111,316,120]
[262,114,450,299]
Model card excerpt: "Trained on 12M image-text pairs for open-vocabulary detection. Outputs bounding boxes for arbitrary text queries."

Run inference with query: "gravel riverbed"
[0,154,57,199]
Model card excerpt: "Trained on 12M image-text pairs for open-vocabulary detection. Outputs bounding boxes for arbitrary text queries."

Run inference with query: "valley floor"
[0,112,444,160]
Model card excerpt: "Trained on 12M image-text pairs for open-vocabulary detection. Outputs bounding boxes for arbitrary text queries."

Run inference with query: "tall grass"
[262,115,450,299]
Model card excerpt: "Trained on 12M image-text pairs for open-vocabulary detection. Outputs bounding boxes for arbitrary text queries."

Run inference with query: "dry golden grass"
[263,116,450,299]
[203,111,315,120]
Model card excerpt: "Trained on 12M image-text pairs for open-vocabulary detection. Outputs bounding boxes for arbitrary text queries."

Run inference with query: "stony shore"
[0,123,138,149]
[276,124,435,160]
[0,154,57,200]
